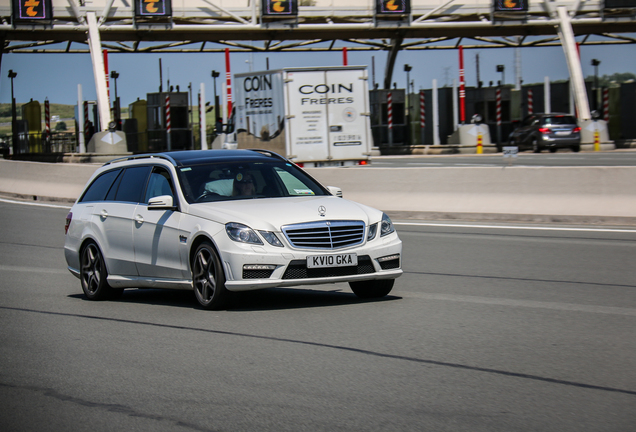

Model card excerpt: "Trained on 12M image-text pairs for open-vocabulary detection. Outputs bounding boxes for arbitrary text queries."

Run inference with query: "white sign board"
[502,146,519,158]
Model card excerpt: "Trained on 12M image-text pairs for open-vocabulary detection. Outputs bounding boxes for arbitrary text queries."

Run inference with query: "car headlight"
[258,230,283,247]
[380,213,395,237]
[367,223,378,241]
[226,223,263,245]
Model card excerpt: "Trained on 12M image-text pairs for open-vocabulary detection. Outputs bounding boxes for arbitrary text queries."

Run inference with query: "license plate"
[307,253,358,269]
[555,131,570,136]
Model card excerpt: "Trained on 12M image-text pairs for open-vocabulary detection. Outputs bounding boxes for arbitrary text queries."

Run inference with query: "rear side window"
[542,116,576,125]
[115,166,152,203]
[79,169,121,203]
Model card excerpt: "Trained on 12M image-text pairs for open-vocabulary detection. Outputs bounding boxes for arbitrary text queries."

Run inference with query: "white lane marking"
[394,221,636,233]
[400,292,636,317]
[0,198,72,209]
[0,265,69,275]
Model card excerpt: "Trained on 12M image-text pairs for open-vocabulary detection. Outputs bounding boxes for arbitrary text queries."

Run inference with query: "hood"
[186,196,382,232]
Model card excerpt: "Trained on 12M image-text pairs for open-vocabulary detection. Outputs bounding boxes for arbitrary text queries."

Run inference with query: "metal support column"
[86,12,111,132]
[200,82,208,150]
[556,6,591,120]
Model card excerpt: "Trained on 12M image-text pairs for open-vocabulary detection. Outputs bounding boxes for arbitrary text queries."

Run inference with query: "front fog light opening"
[378,254,400,270]
[243,264,277,271]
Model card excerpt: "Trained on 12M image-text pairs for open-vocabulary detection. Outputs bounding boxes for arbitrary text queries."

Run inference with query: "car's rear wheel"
[349,279,394,299]
[571,145,581,152]
[549,147,557,153]
[80,242,122,300]
[192,241,228,310]
[532,138,541,153]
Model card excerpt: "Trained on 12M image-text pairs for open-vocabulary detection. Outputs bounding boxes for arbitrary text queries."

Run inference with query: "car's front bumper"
[220,235,403,292]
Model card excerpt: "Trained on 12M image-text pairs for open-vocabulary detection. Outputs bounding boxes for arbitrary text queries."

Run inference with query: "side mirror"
[326,186,343,198]
[148,195,176,210]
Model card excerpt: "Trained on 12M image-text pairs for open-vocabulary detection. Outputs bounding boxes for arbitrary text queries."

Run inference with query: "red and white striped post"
[527,89,533,115]
[495,87,502,151]
[603,88,609,122]
[419,90,425,145]
[343,47,348,66]
[458,45,466,124]
[165,94,171,151]
[84,101,90,139]
[225,48,232,120]
[44,98,50,151]
[387,91,393,146]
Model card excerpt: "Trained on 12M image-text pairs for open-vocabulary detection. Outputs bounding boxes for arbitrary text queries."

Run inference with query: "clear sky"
[1,42,634,108]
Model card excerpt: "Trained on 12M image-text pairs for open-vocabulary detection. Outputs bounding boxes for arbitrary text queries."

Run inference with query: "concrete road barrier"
[1,159,635,224]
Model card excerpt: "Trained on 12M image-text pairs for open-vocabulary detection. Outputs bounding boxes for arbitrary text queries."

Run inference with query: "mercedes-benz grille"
[282,220,365,249]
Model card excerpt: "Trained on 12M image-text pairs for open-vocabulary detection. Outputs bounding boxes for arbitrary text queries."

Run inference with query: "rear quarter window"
[79,169,121,203]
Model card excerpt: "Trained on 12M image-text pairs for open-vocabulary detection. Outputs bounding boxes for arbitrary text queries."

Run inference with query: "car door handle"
[100,209,108,219]
[135,214,144,224]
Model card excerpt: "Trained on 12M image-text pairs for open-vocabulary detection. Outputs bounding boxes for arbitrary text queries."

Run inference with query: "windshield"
[177,160,329,204]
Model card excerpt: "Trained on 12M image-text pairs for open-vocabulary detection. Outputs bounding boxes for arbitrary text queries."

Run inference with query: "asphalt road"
[371,150,636,168]
[1,200,635,431]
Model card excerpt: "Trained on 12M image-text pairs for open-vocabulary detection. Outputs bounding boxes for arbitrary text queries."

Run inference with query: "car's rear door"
[95,165,151,277]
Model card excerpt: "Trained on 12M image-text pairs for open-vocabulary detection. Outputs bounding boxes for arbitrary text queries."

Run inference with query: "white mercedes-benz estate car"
[64,149,402,309]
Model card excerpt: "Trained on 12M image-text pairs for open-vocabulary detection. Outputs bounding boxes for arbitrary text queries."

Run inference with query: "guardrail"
[1,159,635,224]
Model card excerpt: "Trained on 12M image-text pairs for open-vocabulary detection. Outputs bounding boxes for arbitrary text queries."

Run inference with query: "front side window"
[144,167,175,204]
[178,160,328,204]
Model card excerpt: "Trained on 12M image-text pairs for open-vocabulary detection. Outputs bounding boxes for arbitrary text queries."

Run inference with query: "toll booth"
[125,98,148,152]
[21,100,42,153]
[146,91,191,151]
[370,89,407,148]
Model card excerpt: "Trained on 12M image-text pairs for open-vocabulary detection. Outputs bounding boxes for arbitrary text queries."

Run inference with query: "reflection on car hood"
[187,196,381,231]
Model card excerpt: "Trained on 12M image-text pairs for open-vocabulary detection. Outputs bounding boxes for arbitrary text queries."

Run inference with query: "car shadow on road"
[69,287,401,311]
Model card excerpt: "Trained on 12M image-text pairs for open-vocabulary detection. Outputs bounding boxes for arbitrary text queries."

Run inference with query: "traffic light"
[493,0,528,12]
[134,0,172,18]
[261,0,298,17]
[376,0,411,15]
[12,0,53,22]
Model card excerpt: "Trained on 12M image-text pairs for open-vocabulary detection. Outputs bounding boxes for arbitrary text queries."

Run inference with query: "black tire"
[349,279,394,299]
[80,242,121,300]
[549,147,557,153]
[192,241,228,310]
[532,137,541,153]
[571,145,581,153]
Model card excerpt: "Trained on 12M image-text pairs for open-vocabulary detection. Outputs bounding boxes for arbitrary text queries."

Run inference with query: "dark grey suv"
[508,113,581,153]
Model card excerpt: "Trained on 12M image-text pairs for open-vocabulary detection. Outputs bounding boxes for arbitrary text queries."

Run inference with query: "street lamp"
[8,70,18,152]
[404,64,412,144]
[211,70,220,120]
[110,71,120,128]
[591,59,601,111]
[496,64,505,86]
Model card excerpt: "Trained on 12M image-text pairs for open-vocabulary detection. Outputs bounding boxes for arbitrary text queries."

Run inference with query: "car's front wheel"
[192,241,228,310]
[349,279,394,299]
[80,242,122,300]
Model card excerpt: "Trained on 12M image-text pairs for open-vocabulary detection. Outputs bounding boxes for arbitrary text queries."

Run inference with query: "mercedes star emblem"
[318,205,327,217]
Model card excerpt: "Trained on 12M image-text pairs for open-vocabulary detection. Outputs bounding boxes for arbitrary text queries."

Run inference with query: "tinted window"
[115,166,152,203]
[542,116,576,125]
[79,169,121,203]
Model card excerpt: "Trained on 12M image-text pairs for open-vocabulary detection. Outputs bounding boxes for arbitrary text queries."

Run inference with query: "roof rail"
[248,149,288,162]
[102,153,177,167]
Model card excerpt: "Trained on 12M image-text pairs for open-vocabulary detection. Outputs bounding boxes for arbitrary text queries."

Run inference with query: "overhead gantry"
[2,0,635,129]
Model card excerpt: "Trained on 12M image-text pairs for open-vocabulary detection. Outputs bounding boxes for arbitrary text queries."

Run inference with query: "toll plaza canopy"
[2,0,634,131]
